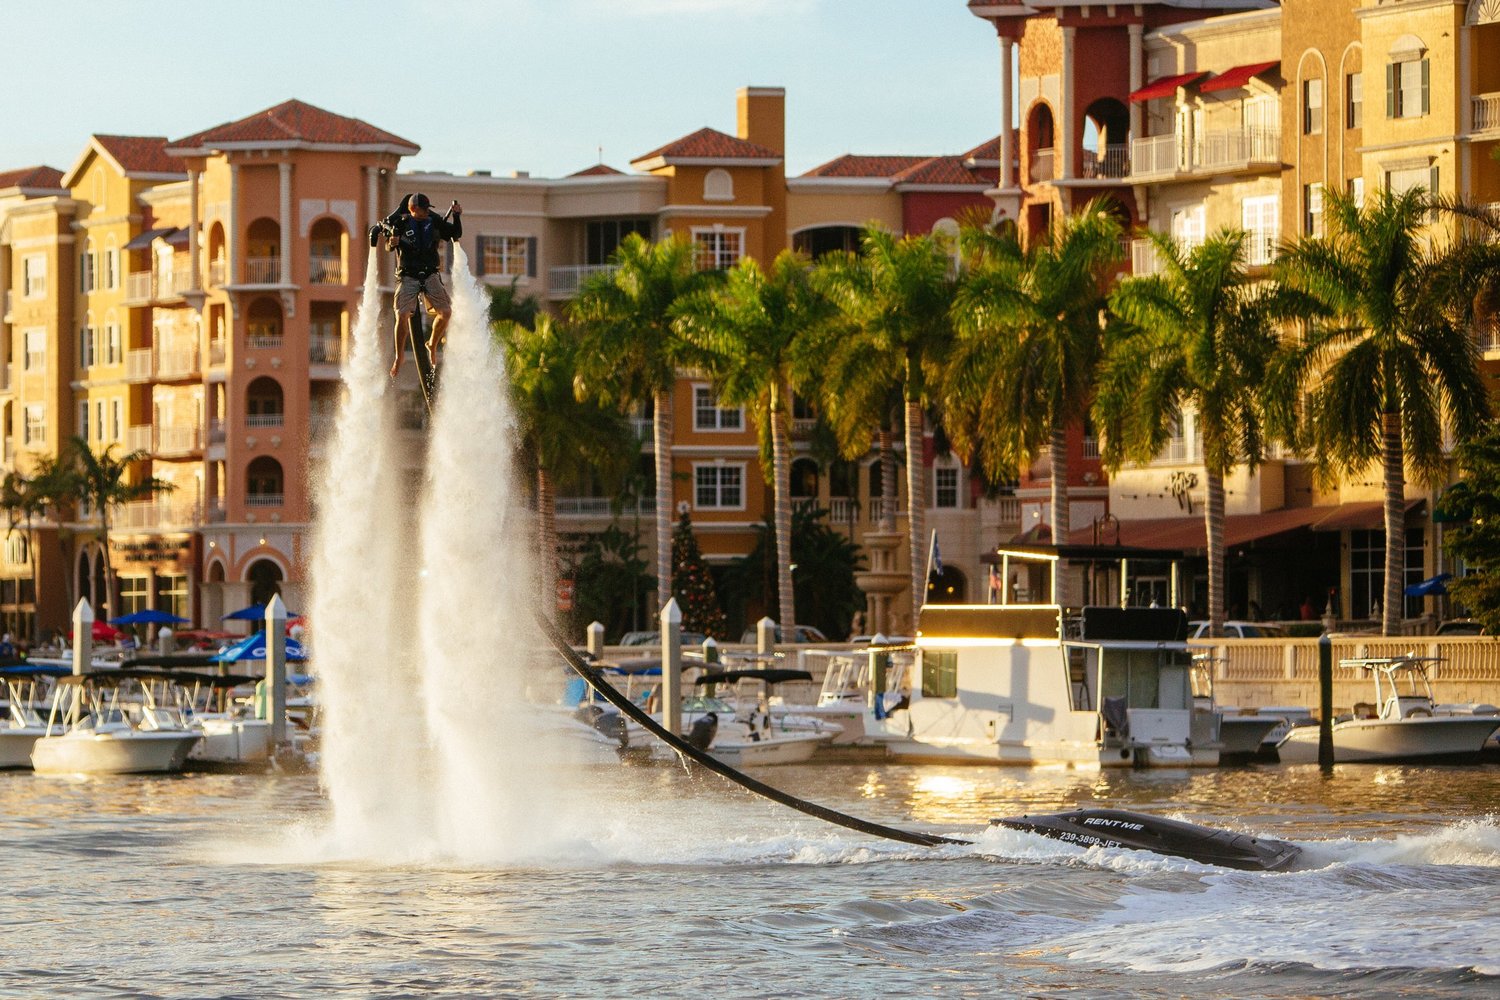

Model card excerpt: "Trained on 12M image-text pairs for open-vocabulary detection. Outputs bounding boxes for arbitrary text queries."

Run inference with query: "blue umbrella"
[1404,573,1453,597]
[211,631,308,662]
[221,603,299,621]
[109,609,189,626]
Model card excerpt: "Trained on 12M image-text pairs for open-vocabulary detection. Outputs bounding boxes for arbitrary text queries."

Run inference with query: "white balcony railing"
[1029,147,1055,182]
[245,413,284,429]
[117,499,202,530]
[1131,238,1164,277]
[244,257,281,284]
[125,349,153,381]
[126,425,152,452]
[555,497,655,516]
[156,346,199,379]
[1082,436,1100,459]
[1195,127,1280,170]
[208,259,226,287]
[309,255,343,284]
[995,496,1022,527]
[247,333,283,350]
[245,493,284,508]
[867,498,907,523]
[631,417,654,442]
[829,497,858,524]
[1080,144,1129,179]
[124,272,153,302]
[1478,318,1500,353]
[156,425,203,454]
[1475,92,1500,132]
[1131,134,1181,178]
[548,264,617,298]
[309,334,342,364]
[167,266,195,295]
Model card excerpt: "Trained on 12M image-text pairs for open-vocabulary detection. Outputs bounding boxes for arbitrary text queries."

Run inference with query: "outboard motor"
[686,712,718,751]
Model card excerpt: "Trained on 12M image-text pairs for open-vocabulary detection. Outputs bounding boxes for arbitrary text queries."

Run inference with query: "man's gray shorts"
[395,273,451,315]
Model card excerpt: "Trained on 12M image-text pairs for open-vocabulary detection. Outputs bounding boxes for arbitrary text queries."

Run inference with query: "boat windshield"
[1097,646,1192,710]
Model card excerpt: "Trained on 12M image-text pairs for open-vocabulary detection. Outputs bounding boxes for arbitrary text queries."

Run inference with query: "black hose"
[538,616,970,848]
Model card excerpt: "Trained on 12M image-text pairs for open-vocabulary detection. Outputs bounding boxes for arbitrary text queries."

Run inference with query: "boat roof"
[1341,655,1443,672]
[0,663,72,678]
[694,669,814,686]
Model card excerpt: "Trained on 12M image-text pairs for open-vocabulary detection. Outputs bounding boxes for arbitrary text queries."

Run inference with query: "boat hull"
[992,808,1302,871]
[880,737,1190,768]
[0,729,45,769]
[1277,716,1500,763]
[32,731,201,775]
[707,732,828,766]
[1216,716,1286,758]
[189,718,271,766]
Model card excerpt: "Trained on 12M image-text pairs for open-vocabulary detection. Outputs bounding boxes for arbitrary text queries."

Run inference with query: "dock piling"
[71,599,93,677]
[661,599,682,737]
[265,595,287,747]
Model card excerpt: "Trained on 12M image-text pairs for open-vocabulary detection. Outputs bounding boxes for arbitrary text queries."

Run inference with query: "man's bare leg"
[390,311,414,378]
[426,310,450,367]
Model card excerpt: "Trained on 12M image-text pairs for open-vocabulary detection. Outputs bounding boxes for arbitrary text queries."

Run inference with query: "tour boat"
[881,604,1204,768]
[31,670,201,776]
[1276,656,1500,763]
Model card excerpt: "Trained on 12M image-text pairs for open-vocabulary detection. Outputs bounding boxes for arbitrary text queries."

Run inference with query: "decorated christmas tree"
[671,509,728,639]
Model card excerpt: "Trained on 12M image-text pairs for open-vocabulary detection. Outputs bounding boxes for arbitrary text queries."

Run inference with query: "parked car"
[1436,619,1485,636]
[618,630,707,647]
[849,634,915,646]
[737,624,829,644]
[1189,621,1287,639]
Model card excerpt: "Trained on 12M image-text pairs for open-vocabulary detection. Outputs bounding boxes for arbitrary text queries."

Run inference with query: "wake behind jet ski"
[992,807,1301,872]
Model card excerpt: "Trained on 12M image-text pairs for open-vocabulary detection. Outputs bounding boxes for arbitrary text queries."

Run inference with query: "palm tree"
[1272,187,1492,635]
[571,233,715,612]
[946,200,1124,605]
[1097,229,1279,637]
[28,454,80,616]
[496,313,636,611]
[675,250,834,630]
[815,228,956,630]
[68,438,174,619]
[1,468,51,639]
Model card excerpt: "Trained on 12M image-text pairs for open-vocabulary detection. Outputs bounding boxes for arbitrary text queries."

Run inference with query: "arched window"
[246,297,282,348]
[246,558,283,607]
[207,222,227,286]
[1081,97,1130,179]
[1027,103,1056,184]
[309,217,347,284]
[245,218,281,283]
[246,457,284,507]
[703,168,734,202]
[246,377,284,427]
[790,458,820,499]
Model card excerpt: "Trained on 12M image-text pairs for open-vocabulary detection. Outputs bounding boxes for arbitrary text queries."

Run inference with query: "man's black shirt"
[392,211,462,279]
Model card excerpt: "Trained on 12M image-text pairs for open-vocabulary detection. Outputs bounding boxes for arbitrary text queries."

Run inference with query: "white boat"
[1187,655,1286,761]
[882,604,1203,768]
[0,666,66,768]
[31,670,201,776]
[786,647,918,747]
[173,673,272,767]
[1276,656,1500,763]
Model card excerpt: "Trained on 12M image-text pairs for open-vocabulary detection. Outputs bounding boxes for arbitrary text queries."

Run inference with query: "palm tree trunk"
[653,387,674,613]
[1204,469,1226,638]
[1382,409,1404,637]
[24,513,40,643]
[905,398,926,631]
[879,428,897,533]
[1049,423,1070,607]
[537,466,557,621]
[770,380,796,630]
[100,507,118,620]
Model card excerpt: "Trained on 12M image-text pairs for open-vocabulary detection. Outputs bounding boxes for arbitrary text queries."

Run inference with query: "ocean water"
[1,762,1496,999]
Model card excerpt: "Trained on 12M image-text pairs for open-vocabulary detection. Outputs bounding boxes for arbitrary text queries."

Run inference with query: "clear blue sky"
[13,0,1002,179]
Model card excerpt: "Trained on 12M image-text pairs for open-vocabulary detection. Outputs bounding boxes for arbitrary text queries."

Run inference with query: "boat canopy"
[694,669,813,686]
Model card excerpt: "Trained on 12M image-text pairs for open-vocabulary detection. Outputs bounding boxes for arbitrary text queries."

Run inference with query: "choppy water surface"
[1,762,1497,998]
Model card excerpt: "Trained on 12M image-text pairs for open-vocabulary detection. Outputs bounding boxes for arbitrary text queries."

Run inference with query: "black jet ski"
[992,808,1301,872]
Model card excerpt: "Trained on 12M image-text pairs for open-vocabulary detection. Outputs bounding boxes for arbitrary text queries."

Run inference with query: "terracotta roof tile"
[961,136,1001,162]
[567,163,625,177]
[632,127,779,165]
[891,156,987,186]
[168,99,418,152]
[0,165,64,190]
[93,135,183,176]
[800,154,929,179]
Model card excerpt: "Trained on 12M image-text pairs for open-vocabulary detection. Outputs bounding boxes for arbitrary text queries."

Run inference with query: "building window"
[157,573,189,620]
[934,467,959,509]
[921,649,958,698]
[77,402,89,442]
[694,464,744,509]
[1385,164,1436,198]
[22,255,46,298]
[95,401,104,443]
[1304,183,1324,237]
[24,405,45,446]
[477,235,532,278]
[111,399,122,441]
[1346,72,1363,129]
[104,248,118,290]
[23,329,45,371]
[693,385,743,431]
[703,168,734,202]
[105,324,121,364]
[1349,528,1426,619]
[80,251,96,294]
[1241,195,1279,265]
[1170,204,1205,251]
[79,326,96,369]
[1302,78,1323,135]
[119,576,149,617]
[1349,177,1366,209]
[1386,58,1429,120]
[692,227,743,271]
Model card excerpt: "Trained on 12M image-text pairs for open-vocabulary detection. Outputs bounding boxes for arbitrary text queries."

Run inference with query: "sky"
[11,0,1002,179]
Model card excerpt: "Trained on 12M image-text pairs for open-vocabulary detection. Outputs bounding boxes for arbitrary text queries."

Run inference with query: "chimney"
[736,86,785,155]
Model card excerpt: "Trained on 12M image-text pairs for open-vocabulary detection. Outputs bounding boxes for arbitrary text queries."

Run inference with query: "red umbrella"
[69,621,125,642]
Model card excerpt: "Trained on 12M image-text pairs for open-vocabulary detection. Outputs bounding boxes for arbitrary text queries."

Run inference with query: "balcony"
[247,333,283,350]
[244,257,281,285]
[1194,127,1280,171]
[867,498,907,524]
[156,346,200,379]
[1475,92,1500,132]
[1029,147,1055,183]
[245,493,284,508]
[245,413,285,429]
[126,425,152,452]
[1079,144,1129,180]
[1478,318,1500,354]
[1131,134,1182,180]
[166,267,195,297]
[548,264,617,299]
[555,497,655,517]
[126,349,153,381]
[205,502,227,523]
[208,259,226,287]
[309,334,342,365]
[117,499,202,530]
[310,255,343,284]
[124,271,153,303]
[829,497,858,524]
[995,496,1022,529]
[156,425,203,456]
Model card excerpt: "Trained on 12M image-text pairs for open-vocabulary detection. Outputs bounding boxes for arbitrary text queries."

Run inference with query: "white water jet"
[414,246,572,861]
[310,254,434,856]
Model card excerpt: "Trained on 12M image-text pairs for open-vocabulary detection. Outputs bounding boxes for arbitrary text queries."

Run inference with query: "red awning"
[1128,72,1209,103]
[1309,499,1424,532]
[1067,506,1333,551]
[1199,61,1280,94]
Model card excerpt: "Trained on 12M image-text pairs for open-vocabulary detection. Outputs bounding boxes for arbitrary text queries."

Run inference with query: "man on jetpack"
[376,192,462,379]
